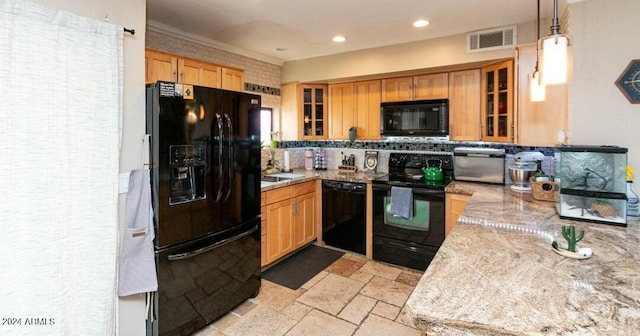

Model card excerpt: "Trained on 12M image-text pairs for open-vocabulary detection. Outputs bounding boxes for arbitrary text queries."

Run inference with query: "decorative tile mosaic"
[245,83,281,96]
[277,139,555,156]
[265,140,555,174]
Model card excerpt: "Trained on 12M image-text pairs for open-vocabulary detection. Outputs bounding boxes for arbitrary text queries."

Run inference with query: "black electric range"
[372,152,454,189]
[371,152,453,271]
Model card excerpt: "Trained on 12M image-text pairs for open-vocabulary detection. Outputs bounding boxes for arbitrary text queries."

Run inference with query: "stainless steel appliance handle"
[167,225,258,261]
[215,113,224,202]
[224,113,233,201]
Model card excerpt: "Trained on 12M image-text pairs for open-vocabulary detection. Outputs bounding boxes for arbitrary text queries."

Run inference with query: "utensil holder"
[338,165,357,174]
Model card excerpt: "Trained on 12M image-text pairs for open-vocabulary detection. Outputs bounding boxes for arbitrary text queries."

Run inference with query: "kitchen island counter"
[408,181,640,335]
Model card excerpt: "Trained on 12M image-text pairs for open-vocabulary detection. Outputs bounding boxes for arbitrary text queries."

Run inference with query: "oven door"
[372,184,445,270]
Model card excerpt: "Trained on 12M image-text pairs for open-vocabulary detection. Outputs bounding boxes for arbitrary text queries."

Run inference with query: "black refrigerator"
[145,82,261,336]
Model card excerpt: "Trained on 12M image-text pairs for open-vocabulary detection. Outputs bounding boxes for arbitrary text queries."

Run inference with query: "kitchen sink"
[260,181,277,188]
[260,173,306,183]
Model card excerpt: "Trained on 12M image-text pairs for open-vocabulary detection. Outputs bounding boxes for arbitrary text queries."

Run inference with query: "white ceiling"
[146,0,567,65]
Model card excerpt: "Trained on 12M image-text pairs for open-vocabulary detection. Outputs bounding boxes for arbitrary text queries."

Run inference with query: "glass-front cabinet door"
[301,84,327,139]
[481,60,513,142]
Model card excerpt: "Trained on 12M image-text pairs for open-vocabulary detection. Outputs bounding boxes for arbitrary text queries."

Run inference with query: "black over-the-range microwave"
[380,99,448,137]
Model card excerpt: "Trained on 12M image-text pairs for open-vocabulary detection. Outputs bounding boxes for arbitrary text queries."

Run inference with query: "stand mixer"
[508,151,545,191]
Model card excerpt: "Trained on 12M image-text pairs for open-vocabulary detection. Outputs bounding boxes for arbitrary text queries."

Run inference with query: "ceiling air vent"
[467,26,517,53]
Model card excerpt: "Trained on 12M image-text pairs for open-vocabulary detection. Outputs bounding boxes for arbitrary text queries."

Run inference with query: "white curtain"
[0,1,122,335]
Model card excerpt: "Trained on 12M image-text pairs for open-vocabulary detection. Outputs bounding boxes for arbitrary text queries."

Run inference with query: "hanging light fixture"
[540,0,570,85]
[530,0,546,101]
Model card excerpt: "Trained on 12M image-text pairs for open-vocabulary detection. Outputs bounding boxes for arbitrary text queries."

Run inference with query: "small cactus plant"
[561,225,584,253]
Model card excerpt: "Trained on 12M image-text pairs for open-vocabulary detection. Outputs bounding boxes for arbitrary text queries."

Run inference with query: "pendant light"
[540,0,570,85]
[530,0,546,101]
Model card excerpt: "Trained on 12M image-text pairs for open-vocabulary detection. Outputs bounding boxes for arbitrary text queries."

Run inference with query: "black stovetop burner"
[373,152,454,189]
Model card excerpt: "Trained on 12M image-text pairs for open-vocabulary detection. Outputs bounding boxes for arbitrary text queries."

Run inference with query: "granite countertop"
[260,169,386,191]
[408,181,640,335]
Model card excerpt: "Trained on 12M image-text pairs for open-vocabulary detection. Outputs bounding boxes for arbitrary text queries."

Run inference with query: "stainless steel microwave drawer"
[453,147,505,184]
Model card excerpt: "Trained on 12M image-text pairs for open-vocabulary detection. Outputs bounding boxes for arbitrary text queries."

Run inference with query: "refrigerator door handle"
[214,113,224,202]
[224,113,233,201]
[167,224,258,261]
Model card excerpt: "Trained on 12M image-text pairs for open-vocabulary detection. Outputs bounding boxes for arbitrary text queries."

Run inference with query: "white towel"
[390,186,413,220]
[118,168,158,296]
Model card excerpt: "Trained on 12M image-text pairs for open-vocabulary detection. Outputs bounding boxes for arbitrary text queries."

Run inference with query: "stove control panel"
[388,152,453,170]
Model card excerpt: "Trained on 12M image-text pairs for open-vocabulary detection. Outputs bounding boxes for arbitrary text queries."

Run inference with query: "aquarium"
[555,145,628,226]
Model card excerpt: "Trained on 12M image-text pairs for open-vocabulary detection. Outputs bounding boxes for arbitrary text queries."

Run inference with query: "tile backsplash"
[263,139,555,175]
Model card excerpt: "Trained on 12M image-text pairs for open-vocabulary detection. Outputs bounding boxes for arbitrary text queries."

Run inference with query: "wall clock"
[615,59,640,104]
[364,151,378,172]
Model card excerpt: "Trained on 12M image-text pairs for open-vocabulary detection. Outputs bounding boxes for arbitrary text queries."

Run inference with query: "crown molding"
[146,20,284,66]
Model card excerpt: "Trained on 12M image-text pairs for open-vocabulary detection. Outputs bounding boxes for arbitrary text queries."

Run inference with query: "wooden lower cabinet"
[261,193,267,267]
[445,193,471,236]
[293,192,316,247]
[261,181,317,267]
[265,199,295,263]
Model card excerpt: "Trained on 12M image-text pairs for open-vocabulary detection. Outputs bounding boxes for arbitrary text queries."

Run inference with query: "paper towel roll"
[283,150,290,172]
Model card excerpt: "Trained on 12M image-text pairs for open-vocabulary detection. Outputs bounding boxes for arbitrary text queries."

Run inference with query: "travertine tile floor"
[194,251,424,336]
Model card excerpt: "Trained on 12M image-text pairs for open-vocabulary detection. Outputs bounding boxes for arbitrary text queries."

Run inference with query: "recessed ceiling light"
[332,35,346,43]
[413,19,430,28]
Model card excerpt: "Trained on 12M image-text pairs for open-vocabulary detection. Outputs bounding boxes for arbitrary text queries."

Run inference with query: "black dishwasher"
[322,180,367,255]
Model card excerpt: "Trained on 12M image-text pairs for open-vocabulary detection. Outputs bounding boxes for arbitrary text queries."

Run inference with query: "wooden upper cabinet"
[414,73,449,100]
[481,59,514,143]
[281,83,328,140]
[328,83,355,139]
[381,77,413,102]
[353,80,382,140]
[515,43,568,146]
[449,69,481,141]
[381,73,448,102]
[179,57,221,88]
[222,67,245,91]
[280,83,300,140]
[145,49,244,90]
[301,85,328,139]
[145,49,177,84]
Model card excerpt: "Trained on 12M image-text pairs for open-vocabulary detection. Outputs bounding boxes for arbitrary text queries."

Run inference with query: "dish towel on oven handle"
[390,186,413,220]
[118,168,158,296]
